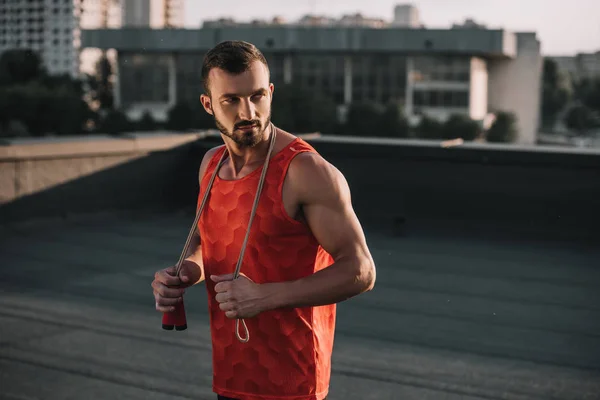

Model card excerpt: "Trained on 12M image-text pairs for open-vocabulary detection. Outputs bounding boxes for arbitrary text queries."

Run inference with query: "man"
[151,40,376,400]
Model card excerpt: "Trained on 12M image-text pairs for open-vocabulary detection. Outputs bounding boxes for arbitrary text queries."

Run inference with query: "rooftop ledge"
[1,131,599,168]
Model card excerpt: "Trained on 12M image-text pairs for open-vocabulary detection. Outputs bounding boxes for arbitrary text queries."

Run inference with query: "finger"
[215,292,231,303]
[155,301,177,313]
[219,302,235,312]
[214,281,232,293]
[155,295,183,307]
[210,274,235,283]
[156,269,181,286]
[225,310,237,319]
[152,282,185,298]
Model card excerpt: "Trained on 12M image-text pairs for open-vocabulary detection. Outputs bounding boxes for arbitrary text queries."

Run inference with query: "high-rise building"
[0,0,83,77]
[0,0,184,78]
[122,0,183,28]
[392,4,420,28]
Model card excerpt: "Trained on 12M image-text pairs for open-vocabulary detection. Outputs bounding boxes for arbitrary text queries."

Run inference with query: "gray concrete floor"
[0,212,599,400]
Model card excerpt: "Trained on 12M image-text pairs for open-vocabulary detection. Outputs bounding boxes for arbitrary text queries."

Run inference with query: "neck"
[222,123,274,174]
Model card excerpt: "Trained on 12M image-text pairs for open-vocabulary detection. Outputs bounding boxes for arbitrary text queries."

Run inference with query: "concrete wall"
[302,136,600,241]
[0,132,208,223]
[488,33,543,145]
[2,134,598,243]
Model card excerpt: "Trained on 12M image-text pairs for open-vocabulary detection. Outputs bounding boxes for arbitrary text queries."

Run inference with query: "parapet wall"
[2,133,599,242]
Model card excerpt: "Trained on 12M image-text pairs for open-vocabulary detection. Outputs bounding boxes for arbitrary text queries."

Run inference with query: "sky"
[184,0,600,56]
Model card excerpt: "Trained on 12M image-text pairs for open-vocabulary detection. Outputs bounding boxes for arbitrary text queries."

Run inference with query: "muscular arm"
[264,153,376,309]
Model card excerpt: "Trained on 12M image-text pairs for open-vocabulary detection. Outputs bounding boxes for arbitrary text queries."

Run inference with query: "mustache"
[235,120,260,129]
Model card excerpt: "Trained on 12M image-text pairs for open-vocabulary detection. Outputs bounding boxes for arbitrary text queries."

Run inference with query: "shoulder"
[288,151,350,204]
[198,145,225,182]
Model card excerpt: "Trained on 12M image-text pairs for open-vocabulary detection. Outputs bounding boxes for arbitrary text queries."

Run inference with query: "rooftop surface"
[1,211,599,400]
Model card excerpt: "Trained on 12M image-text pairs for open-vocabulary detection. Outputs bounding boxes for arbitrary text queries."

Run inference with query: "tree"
[137,110,158,131]
[565,105,599,135]
[541,59,570,128]
[0,49,45,86]
[574,78,600,114]
[271,84,338,134]
[486,112,518,143]
[344,103,382,136]
[377,103,410,138]
[0,49,95,137]
[86,54,114,111]
[414,116,444,140]
[442,114,481,141]
[99,109,130,135]
[166,102,195,131]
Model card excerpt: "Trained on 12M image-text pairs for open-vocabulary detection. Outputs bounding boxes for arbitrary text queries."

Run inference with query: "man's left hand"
[211,274,271,319]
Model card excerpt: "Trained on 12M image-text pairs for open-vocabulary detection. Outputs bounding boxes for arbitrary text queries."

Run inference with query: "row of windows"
[0,8,72,16]
[1,39,74,46]
[0,27,72,33]
[118,53,474,108]
[413,90,469,108]
[412,56,471,83]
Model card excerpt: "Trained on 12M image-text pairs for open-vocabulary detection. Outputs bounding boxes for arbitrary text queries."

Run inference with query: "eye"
[223,98,237,104]
[252,93,265,101]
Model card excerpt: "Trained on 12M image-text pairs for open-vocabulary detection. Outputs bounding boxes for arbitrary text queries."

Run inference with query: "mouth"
[236,123,258,132]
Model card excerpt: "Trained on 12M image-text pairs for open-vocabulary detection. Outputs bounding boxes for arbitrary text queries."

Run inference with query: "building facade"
[81,27,542,144]
[0,0,83,77]
[392,4,421,28]
[0,0,184,78]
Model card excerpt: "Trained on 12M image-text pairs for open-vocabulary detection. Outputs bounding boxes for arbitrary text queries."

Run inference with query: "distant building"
[296,15,337,27]
[0,0,184,78]
[337,13,387,29]
[206,14,387,29]
[549,51,600,82]
[81,26,543,145]
[0,0,84,77]
[121,0,183,28]
[80,0,184,76]
[452,18,487,29]
[392,4,421,28]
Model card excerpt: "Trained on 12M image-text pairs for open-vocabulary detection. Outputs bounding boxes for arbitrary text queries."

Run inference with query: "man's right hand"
[152,260,201,313]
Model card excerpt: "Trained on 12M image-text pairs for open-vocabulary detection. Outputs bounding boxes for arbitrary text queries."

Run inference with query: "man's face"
[200,60,274,148]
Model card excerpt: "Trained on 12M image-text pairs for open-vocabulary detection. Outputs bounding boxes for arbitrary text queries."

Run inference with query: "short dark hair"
[201,40,269,95]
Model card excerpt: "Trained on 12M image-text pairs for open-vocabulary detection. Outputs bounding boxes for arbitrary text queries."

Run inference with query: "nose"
[238,98,256,121]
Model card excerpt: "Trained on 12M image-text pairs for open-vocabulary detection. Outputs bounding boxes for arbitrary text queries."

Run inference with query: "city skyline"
[184,0,600,56]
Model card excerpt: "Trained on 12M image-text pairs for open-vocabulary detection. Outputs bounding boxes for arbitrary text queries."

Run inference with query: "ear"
[200,94,213,115]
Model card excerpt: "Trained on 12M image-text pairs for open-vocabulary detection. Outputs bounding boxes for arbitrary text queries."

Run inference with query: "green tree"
[541,59,570,128]
[486,112,518,143]
[565,105,599,135]
[377,103,410,138]
[442,114,481,141]
[137,110,158,131]
[0,49,45,86]
[166,102,195,131]
[344,103,382,136]
[271,84,338,134]
[99,109,130,135]
[574,78,600,114]
[415,116,444,140]
[0,49,95,136]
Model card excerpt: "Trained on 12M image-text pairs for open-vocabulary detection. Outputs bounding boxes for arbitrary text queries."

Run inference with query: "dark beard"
[213,111,272,148]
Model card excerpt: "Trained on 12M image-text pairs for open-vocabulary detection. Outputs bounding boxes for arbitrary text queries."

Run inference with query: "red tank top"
[197,137,336,400]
